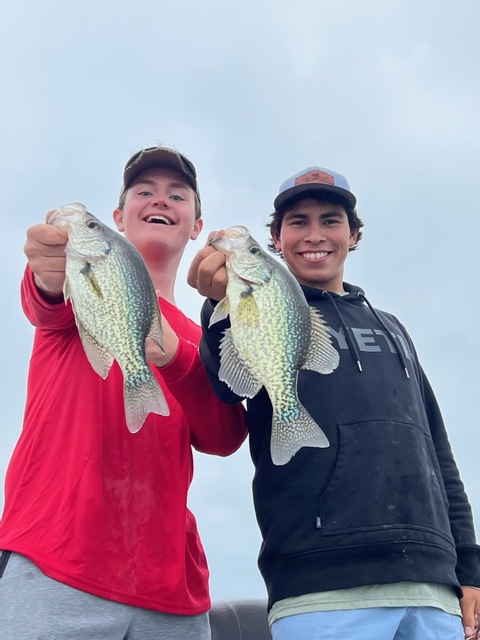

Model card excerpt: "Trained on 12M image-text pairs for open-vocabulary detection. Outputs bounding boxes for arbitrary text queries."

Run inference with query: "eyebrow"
[286,210,345,219]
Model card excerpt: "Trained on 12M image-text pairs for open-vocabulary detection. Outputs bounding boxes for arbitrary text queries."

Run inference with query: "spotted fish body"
[48,202,169,433]
[209,225,339,465]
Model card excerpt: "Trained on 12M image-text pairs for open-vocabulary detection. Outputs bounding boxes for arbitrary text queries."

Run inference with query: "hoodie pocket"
[319,419,452,540]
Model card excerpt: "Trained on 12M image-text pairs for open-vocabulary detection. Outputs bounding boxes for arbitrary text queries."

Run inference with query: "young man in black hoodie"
[188,167,480,639]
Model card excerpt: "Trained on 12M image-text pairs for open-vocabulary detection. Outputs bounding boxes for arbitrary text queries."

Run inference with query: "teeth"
[303,252,328,259]
[145,215,172,225]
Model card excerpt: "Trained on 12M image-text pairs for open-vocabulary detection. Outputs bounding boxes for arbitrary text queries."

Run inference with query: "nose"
[304,226,326,243]
[151,193,169,208]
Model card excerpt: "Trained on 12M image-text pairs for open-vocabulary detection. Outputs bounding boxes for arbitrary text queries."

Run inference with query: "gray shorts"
[0,551,210,640]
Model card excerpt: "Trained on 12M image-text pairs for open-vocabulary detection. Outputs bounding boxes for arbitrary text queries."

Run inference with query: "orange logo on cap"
[295,170,334,186]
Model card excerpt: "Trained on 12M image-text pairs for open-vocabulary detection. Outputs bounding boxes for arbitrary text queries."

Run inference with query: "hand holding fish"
[187,232,228,301]
[24,218,68,301]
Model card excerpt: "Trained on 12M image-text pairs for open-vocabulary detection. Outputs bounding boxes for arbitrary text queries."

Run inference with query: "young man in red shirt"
[0,146,247,640]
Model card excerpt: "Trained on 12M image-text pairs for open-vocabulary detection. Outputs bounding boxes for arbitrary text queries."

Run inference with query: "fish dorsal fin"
[76,318,114,379]
[209,297,230,326]
[300,307,340,374]
[218,328,262,398]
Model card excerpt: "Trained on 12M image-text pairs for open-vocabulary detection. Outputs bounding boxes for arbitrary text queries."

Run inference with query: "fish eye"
[86,220,99,229]
[249,246,261,255]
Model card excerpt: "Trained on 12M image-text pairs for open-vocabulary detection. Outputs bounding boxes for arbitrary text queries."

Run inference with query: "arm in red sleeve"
[21,265,75,330]
[160,336,247,456]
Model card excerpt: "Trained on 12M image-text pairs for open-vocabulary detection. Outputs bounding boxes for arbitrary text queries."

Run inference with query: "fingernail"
[464,626,473,637]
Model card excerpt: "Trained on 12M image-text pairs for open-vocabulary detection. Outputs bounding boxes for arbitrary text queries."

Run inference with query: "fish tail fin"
[270,405,329,466]
[124,375,170,433]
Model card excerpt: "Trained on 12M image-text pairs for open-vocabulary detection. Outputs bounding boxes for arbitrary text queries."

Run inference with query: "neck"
[145,252,183,306]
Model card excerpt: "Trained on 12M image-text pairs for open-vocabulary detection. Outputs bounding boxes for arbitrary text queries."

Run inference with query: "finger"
[195,253,227,301]
[25,223,68,249]
[197,251,226,287]
[187,246,218,288]
[460,587,480,639]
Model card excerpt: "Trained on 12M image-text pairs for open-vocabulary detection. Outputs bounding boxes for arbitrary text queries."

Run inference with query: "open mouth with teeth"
[300,251,330,260]
[144,214,173,225]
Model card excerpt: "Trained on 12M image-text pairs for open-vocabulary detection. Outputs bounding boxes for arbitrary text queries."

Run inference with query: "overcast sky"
[1,0,480,602]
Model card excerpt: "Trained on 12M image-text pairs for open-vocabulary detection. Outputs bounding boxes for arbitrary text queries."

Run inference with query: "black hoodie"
[199,282,480,610]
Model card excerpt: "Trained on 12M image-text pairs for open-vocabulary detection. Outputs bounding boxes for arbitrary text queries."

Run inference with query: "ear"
[190,218,203,240]
[349,229,359,248]
[113,208,125,232]
[270,225,282,251]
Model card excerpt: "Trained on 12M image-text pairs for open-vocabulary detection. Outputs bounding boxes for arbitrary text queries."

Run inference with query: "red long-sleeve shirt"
[0,266,247,614]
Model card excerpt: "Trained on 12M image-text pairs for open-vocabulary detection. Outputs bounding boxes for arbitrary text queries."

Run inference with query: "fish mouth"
[47,210,61,225]
[209,226,250,250]
[143,214,174,225]
[47,203,88,227]
[208,228,227,242]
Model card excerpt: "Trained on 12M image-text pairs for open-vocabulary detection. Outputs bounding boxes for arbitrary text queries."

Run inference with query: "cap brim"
[274,183,356,210]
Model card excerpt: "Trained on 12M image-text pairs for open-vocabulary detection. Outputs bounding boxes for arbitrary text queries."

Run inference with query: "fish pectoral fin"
[80,262,104,300]
[209,297,230,326]
[236,292,260,327]
[218,329,262,398]
[270,405,330,466]
[300,307,340,374]
[76,321,113,379]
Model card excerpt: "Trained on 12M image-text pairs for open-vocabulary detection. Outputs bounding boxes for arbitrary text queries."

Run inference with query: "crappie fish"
[209,225,339,466]
[48,202,169,433]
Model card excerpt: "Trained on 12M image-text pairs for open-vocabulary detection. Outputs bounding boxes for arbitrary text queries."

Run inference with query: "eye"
[170,194,185,201]
[86,220,99,229]
[249,245,261,255]
[138,190,153,197]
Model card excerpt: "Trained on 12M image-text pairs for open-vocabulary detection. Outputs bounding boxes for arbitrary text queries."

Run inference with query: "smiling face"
[271,198,358,292]
[113,166,202,259]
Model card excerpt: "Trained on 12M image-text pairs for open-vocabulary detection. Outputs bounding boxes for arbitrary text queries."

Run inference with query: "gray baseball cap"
[274,166,356,210]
